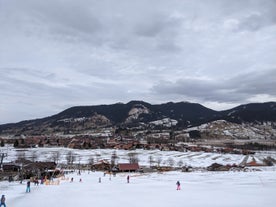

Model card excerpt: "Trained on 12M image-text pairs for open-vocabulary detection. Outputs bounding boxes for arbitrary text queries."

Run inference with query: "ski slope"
[1,170,276,207]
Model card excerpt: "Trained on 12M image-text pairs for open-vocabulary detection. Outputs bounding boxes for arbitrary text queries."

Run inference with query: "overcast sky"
[1,0,276,124]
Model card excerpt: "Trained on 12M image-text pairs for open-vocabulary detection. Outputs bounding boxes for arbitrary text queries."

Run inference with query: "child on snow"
[176,181,181,190]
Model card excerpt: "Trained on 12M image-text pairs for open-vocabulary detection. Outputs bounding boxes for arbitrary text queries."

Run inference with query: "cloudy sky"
[0,0,276,124]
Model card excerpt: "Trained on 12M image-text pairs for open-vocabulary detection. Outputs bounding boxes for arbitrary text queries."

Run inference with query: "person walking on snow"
[127,175,130,183]
[0,195,6,207]
[176,181,181,190]
[26,180,31,193]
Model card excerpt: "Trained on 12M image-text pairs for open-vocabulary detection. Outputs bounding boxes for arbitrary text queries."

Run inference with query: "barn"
[118,163,139,172]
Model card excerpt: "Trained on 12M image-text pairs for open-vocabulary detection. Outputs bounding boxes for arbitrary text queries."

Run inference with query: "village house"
[67,138,83,148]
[93,160,111,171]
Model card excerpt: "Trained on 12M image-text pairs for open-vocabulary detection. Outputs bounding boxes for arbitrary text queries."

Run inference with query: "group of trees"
[148,155,184,168]
[11,149,186,170]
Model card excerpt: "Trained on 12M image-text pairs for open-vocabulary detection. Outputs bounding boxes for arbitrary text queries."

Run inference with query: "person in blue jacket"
[0,195,6,207]
[26,180,31,193]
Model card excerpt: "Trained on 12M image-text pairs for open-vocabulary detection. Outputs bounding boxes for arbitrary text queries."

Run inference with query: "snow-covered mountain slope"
[188,120,276,140]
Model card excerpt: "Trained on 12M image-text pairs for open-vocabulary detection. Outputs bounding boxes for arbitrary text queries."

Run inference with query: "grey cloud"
[1,0,276,123]
[220,0,276,32]
[0,67,125,100]
[18,0,103,44]
[238,12,276,31]
[152,68,276,103]
[134,13,181,37]
[232,69,276,95]
[3,0,183,53]
[0,68,61,98]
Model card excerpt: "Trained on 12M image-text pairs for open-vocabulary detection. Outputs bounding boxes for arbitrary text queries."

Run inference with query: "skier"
[0,195,6,207]
[26,180,31,193]
[40,177,44,185]
[176,181,181,190]
[34,177,39,186]
[127,175,130,183]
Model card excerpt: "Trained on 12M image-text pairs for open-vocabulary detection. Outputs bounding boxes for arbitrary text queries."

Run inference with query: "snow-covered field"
[1,147,276,206]
[1,170,276,207]
[2,146,276,167]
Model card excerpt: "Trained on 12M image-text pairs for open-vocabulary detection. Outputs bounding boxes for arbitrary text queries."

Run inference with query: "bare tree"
[30,151,38,162]
[167,157,175,167]
[156,156,162,167]
[16,151,26,162]
[66,151,76,167]
[111,150,119,167]
[88,156,94,166]
[95,153,101,162]
[77,155,82,174]
[71,153,76,165]
[148,155,154,168]
[51,151,61,164]
[177,160,184,168]
[78,155,82,164]
[128,152,139,164]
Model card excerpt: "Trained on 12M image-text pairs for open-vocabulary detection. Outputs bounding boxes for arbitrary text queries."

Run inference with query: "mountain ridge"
[0,101,276,136]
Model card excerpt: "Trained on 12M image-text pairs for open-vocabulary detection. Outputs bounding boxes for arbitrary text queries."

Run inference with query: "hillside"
[0,101,276,139]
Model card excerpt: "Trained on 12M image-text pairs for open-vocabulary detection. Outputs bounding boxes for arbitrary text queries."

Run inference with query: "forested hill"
[0,101,276,135]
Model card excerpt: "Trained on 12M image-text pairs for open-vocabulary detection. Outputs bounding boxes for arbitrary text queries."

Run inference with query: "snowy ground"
[1,147,276,206]
[2,146,276,167]
[1,170,276,207]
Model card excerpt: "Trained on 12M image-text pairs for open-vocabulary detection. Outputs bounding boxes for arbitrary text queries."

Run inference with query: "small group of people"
[0,195,6,207]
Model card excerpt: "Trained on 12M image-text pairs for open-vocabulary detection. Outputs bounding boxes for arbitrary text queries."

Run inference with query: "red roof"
[118,163,139,171]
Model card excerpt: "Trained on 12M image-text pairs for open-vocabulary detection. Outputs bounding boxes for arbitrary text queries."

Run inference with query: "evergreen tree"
[0,139,4,147]
[14,139,19,148]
